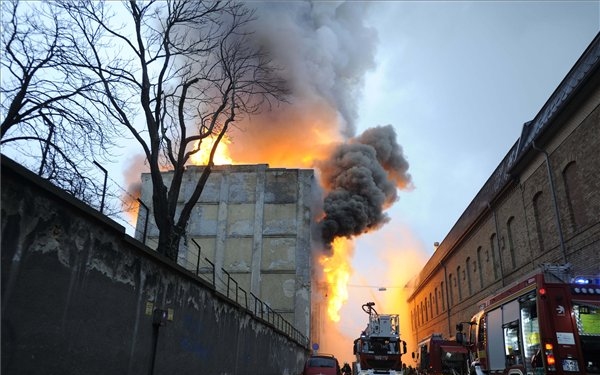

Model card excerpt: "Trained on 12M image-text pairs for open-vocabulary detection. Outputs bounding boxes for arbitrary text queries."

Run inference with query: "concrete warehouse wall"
[136,164,315,338]
[1,156,309,375]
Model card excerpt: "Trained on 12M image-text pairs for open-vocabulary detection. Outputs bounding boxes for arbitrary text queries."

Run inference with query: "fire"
[225,111,343,168]
[319,237,354,322]
[189,134,234,166]
[121,154,148,227]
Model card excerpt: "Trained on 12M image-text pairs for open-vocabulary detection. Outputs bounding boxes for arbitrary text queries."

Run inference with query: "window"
[507,217,516,269]
[456,266,463,301]
[532,192,545,252]
[503,320,522,367]
[308,357,336,368]
[429,292,433,318]
[563,161,586,231]
[440,281,446,311]
[476,247,484,288]
[448,274,454,307]
[466,257,472,295]
[434,287,439,315]
[520,292,540,372]
[490,234,498,280]
[573,302,600,372]
[440,281,445,311]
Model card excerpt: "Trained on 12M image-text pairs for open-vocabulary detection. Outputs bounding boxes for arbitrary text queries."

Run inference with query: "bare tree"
[1,0,122,206]
[46,0,287,260]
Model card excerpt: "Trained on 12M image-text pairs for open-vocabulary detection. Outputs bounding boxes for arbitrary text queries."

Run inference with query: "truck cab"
[460,265,600,375]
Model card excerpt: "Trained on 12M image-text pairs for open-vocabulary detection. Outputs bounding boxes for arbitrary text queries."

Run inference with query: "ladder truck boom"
[353,302,407,375]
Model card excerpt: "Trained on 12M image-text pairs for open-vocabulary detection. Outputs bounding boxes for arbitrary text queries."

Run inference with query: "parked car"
[302,354,341,375]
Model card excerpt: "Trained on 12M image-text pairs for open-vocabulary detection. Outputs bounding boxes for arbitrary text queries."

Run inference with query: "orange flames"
[189,134,234,166]
[186,124,355,326]
[121,154,148,226]
[224,108,343,168]
[319,237,354,322]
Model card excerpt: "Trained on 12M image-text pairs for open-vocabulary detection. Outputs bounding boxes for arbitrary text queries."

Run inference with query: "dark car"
[302,354,341,375]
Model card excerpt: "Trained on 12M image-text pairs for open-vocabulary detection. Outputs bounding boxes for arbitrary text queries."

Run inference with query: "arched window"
[440,282,446,311]
[466,256,472,295]
[456,266,463,301]
[429,292,433,319]
[424,297,429,321]
[448,273,454,307]
[490,234,499,279]
[507,216,516,269]
[415,306,419,327]
[533,191,545,252]
[563,161,585,231]
[476,246,484,288]
[434,287,439,315]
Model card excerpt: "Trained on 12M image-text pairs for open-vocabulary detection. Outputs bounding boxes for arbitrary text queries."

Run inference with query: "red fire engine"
[414,333,468,374]
[352,302,407,375]
[458,264,600,375]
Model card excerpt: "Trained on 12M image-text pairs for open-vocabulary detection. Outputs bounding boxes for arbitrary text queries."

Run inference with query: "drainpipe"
[487,202,505,287]
[532,142,568,264]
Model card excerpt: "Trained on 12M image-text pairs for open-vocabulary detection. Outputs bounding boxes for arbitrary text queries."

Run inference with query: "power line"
[346,284,404,290]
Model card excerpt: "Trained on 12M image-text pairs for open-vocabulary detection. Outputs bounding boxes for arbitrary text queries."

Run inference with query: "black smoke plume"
[318,125,411,246]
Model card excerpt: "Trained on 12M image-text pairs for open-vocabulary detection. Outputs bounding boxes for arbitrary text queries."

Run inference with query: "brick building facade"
[406,33,600,346]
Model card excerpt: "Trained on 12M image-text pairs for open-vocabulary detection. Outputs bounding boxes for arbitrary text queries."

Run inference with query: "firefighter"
[341,362,351,375]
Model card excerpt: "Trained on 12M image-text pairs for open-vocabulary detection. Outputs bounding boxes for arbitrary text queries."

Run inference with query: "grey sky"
[358,1,600,251]
[328,0,600,361]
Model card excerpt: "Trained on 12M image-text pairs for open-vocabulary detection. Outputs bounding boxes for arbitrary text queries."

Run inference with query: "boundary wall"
[1,156,309,375]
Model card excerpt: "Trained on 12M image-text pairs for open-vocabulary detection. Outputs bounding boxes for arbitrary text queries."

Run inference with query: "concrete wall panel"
[228,172,257,203]
[196,169,223,203]
[262,237,297,271]
[263,203,298,235]
[265,170,298,203]
[227,204,256,236]
[224,237,253,272]
[190,204,219,235]
[261,273,297,310]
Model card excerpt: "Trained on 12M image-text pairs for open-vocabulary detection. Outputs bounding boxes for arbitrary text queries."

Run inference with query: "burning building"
[132,123,412,350]
[135,164,317,337]
[129,1,414,356]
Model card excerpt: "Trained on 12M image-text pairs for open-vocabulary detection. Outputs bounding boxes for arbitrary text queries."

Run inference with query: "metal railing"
[175,239,309,347]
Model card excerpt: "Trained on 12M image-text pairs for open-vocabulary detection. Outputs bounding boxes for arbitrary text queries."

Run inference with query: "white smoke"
[228,1,379,165]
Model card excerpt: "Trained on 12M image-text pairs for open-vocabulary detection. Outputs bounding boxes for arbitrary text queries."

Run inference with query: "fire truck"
[457,264,600,375]
[414,333,468,375]
[352,302,407,375]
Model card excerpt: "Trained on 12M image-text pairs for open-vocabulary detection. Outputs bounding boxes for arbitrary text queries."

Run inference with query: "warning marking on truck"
[556,332,575,345]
